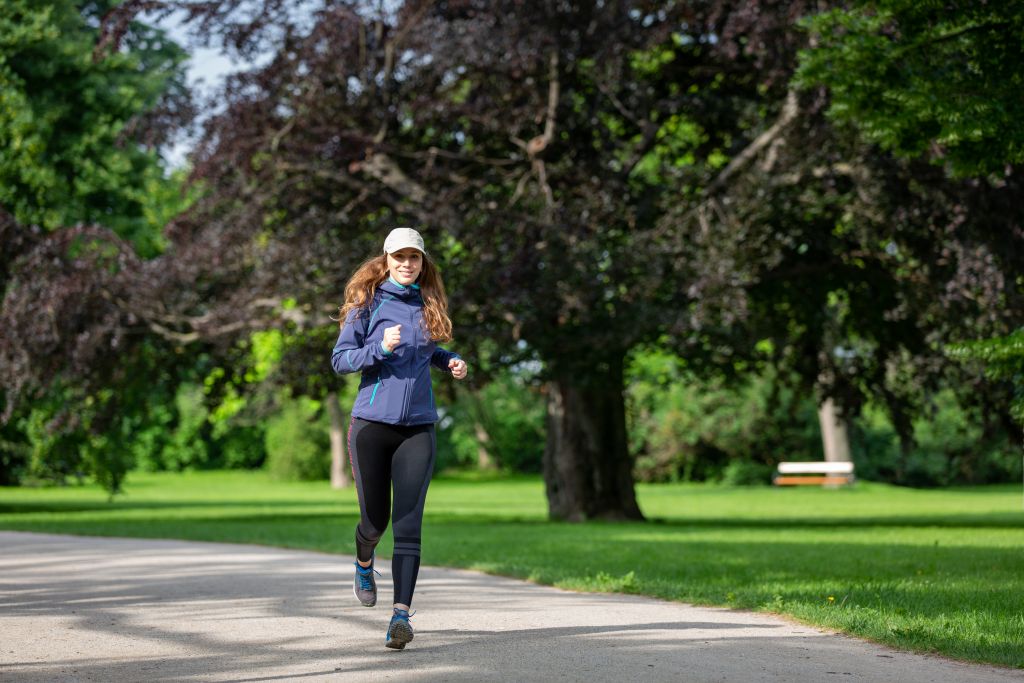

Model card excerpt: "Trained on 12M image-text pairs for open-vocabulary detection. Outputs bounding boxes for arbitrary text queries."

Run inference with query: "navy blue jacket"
[331,278,460,425]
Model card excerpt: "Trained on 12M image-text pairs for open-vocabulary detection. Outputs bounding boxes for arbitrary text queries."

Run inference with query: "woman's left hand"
[449,358,468,380]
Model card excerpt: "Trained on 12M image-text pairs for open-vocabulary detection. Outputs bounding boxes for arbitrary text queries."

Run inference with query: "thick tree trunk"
[327,391,351,489]
[542,355,644,521]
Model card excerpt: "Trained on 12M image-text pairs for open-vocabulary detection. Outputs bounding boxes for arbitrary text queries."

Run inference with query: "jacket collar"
[381,276,421,297]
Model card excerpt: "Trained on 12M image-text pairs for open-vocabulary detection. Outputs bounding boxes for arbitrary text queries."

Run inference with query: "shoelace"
[392,608,416,622]
[355,564,380,591]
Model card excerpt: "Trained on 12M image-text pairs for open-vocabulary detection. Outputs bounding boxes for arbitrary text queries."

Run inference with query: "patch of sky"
[146,0,363,170]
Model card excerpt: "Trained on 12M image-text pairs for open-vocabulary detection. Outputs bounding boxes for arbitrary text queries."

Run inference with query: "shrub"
[720,460,775,486]
[218,425,267,469]
[850,390,1021,487]
[436,371,546,473]
[264,397,330,481]
[156,383,211,470]
[626,349,821,482]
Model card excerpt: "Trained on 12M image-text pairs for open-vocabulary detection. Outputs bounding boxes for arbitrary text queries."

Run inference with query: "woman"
[330,227,468,650]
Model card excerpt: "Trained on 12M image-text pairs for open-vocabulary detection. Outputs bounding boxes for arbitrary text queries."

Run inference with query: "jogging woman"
[330,227,467,650]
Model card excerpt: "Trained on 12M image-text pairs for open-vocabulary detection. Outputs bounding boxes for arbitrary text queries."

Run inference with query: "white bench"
[774,461,855,487]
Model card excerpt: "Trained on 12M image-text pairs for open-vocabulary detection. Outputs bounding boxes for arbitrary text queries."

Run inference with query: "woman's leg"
[349,418,400,564]
[388,425,436,609]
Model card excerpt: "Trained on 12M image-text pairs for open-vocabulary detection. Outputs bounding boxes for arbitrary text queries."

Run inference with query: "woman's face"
[387,248,423,286]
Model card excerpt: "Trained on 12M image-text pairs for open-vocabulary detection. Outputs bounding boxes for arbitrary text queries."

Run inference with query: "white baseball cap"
[383,227,426,255]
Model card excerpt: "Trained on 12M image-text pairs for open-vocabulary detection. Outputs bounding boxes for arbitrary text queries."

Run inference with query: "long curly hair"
[339,253,453,343]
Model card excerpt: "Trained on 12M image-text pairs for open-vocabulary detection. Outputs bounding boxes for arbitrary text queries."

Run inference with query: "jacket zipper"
[400,309,415,422]
[369,376,382,406]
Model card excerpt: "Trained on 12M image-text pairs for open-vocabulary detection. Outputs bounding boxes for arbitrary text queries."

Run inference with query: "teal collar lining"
[388,276,420,290]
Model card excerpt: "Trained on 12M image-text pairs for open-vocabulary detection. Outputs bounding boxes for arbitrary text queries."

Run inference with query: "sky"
[149,3,379,169]
[148,10,250,169]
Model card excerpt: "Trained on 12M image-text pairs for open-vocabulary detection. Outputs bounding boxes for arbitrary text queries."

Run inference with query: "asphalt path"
[1,532,1020,682]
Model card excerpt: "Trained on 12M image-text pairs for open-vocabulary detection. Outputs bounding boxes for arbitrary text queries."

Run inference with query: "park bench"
[773,461,855,487]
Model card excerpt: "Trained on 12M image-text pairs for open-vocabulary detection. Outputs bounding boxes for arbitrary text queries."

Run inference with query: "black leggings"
[348,417,436,607]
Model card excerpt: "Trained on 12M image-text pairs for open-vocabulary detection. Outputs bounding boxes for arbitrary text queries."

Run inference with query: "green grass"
[1,471,1022,667]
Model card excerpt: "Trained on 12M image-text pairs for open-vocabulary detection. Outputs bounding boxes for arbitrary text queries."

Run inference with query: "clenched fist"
[449,358,468,380]
[382,324,402,353]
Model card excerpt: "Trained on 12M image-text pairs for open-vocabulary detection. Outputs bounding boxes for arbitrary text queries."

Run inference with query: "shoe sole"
[385,620,414,650]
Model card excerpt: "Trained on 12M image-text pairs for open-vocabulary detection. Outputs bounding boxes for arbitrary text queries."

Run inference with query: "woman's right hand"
[382,324,402,353]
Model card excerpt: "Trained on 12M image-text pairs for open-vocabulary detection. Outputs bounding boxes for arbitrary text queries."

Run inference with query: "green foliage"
[850,391,1021,487]
[17,346,274,482]
[160,383,211,470]
[437,372,546,473]
[81,417,134,500]
[796,1,1024,176]
[247,330,286,383]
[216,426,267,470]
[947,328,1024,424]
[625,347,1021,487]
[126,332,290,476]
[626,349,821,482]
[264,397,330,481]
[719,460,775,487]
[0,1,194,495]
[0,413,29,485]
[629,113,704,185]
[126,399,171,473]
[21,391,89,484]
[434,413,481,473]
[480,376,545,471]
[131,378,267,473]
[0,0,192,252]
[19,385,141,496]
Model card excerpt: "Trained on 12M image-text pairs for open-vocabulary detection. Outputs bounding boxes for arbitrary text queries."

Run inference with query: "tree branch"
[705,89,799,194]
[655,90,801,238]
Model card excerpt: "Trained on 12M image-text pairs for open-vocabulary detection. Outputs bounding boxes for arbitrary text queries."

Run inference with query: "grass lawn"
[1,470,1022,668]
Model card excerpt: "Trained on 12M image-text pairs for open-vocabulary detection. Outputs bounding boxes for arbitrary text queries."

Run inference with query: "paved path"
[0,532,1020,682]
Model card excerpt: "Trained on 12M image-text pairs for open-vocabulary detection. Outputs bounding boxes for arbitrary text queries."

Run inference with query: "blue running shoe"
[353,561,379,607]
[385,608,414,650]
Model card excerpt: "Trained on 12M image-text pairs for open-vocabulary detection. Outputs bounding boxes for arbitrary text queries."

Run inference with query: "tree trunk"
[327,391,351,489]
[474,420,497,470]
[542,354,644,521]
[818,397,851,462]
[464,386,498,470]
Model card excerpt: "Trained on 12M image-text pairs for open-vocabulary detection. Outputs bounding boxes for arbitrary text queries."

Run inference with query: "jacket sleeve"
[331,308,389,375]
[430,346,461,373]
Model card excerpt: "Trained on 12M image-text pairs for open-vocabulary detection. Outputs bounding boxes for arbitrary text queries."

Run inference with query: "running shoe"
[385,608,414,650]
[353,561,379,607]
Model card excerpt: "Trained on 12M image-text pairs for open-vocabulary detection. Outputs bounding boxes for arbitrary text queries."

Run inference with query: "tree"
[794,0,1024,438]
[90,0,822,519]
[0,0,193,491]
[0,0,193,253]
[687,121,1024,463]
[948,330,1024,426]
[795,0,1024,177]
